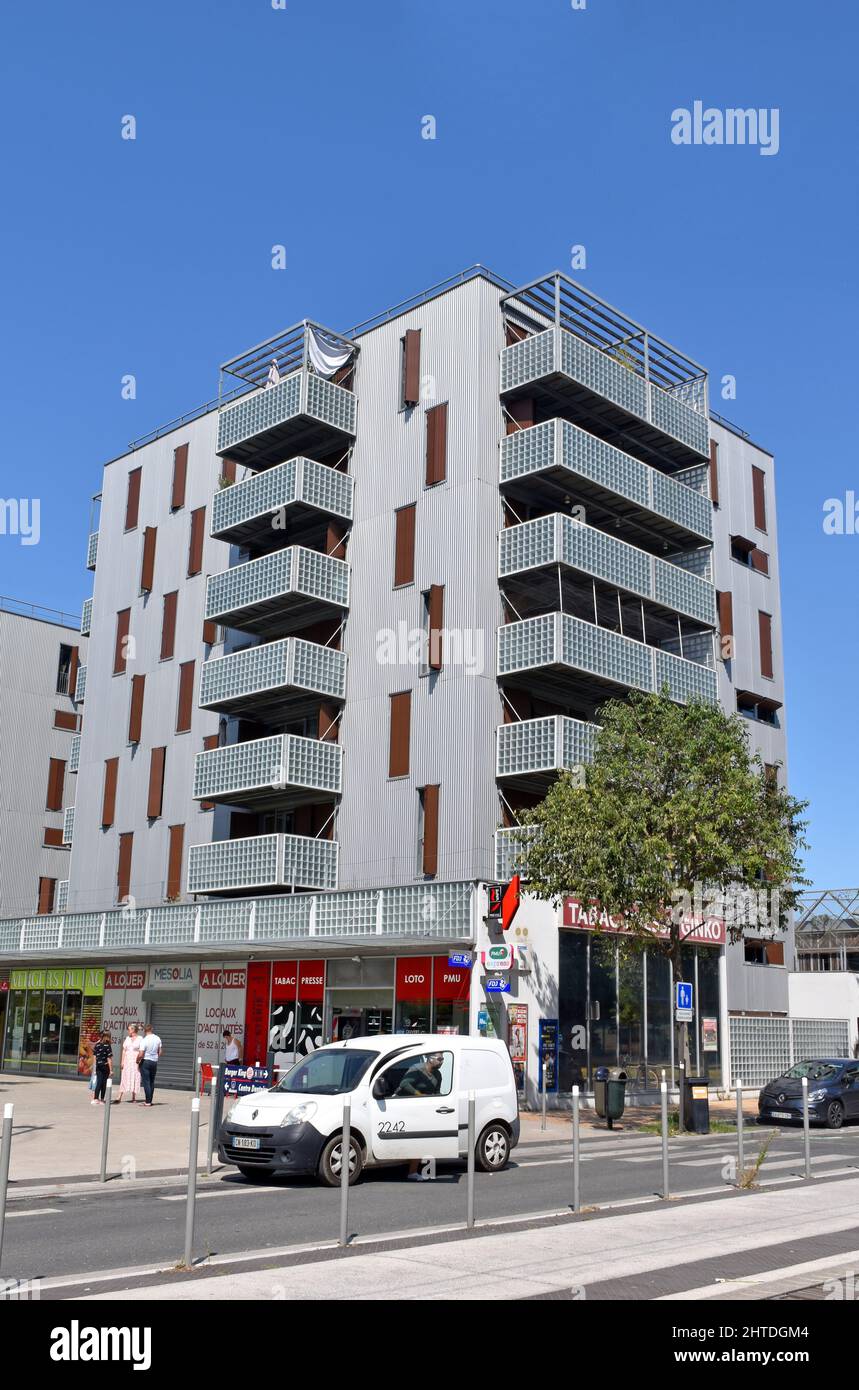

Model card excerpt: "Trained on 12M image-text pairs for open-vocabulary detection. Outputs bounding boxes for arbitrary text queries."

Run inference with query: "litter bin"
[593,1067,628,1129]
[682,1075,711,1134]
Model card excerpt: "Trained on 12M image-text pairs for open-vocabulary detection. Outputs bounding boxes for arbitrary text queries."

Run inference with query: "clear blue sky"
[1,0,855,889]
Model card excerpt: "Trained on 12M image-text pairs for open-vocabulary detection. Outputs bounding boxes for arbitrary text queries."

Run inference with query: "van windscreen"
[275,1049,378,1095]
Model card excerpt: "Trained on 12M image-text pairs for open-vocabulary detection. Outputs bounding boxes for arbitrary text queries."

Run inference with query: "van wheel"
[318,1132,364,1187]
[476,1124,510,1173]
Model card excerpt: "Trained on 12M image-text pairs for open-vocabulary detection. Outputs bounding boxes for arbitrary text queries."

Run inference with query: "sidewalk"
[84,1175,859,1302]
[0,1072,757,1185]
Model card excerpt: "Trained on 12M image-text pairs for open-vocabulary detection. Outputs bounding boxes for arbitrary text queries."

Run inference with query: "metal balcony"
[500,274,709,468]
[498,612,717,706]
[499,514,715,627]
[86,532,98,570]
[211,457,354,548]
[494,826,538,883]
[73,664,87,704]
[496,715,597,794]
[501,419,712,547]
[217,321,358,469]
[199,637,347,721]
[80,597,92,636]
[187,833,338,895]
[193,732,342,810]
[69,734,81,774]
[205,546,349,638]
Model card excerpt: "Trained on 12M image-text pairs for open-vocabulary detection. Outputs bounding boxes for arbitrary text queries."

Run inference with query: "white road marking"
[158,1187,288,1202]
[7,1207,62,1218]
[674,1152,844,1170]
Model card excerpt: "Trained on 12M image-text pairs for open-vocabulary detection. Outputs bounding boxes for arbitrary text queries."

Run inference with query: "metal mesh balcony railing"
[205,546,350,625]
[498,612,717,704]
[501,420,712,541]
[199,637,347,710]
[496,715,598,778]
[187,833,338,894]
[499,514,715,626]
[212,457,353,540]
[193,733,343,802]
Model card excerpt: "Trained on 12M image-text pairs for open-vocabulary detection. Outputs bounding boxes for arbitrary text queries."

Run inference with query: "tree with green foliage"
[519,689,808,1068]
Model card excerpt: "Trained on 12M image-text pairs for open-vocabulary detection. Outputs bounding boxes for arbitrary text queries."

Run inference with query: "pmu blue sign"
[448,953,473,969]
[675,982,694,1013]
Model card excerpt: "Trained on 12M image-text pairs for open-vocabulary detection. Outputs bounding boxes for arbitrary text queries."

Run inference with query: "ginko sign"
[563,899,726,947]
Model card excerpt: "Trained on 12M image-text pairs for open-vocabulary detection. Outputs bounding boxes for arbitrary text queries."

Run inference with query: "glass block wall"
[649,381,710,457]
[500,328,555,393]
[494,826,539,881]
[69,734,81,774]
[212,457,353,538]
[193,733,343,800]
[200,636,347,709]
[188,835,281,893]
[86,532,98,570]
[80,597,92,635]
[74,664,87,704]
[206,546,349,622]
[496,715,597,777]
[561,330,649,419]
[217,372,303,454]
[305,374,358,436]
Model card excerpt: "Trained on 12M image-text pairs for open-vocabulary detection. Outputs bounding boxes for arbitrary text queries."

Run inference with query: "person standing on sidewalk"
[139,1023,162,1107]
[117,1023,144,1102]
[223,1029,240,1064]
[91,1031,113,1105]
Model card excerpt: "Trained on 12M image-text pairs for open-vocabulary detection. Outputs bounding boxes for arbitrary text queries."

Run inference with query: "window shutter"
[200,733,219,810]
[394,504,416,587]
[125,468,142,530]
[188,506,205,577]
[177,660,195,732]
[140,525,157,593]
[758,612,774,680]
[221,457,236,485]
[389,692,411,777]
[46,758,66,812]
[202,619,217,645]
[402,329,421,406]
[708,439,719,507]
[422,785,439,876]
[161,591,178,660]
[427,584,444,670]
[765,940,784,966]
[43,827,65,848]
[325,520,348,560]
[318,702,339,742]
[171,444,188,510]
[114,609,131,674]
[167,824,185,899]
[38,877,56,915]
[750,548,769,575]
[128,674,146,744]
[53,709,78,731]
[68,645,79,699]
[117,833,133,903]
[718,590,733,637]
[425,403,448,486]
[102,758,119,828]
[147,747,166,819]
[752,465,767,532]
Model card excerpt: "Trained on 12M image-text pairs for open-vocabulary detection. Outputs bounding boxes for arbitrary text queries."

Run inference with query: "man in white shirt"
[223,1030,240,1064]
[139,1024,162,1107]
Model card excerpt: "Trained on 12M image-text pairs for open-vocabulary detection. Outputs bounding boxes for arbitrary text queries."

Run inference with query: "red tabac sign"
[563,898,726,947]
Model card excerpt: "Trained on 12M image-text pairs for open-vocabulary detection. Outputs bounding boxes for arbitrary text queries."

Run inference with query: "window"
[752,465,767,532]
[102,758,119,828]
[125,467,142,531]
[274,1048,377,1094]
[709,439,719,506]
[731,535,769,574]
[401,329,421,407]
[166,824,184,899]
[418,785,439,876]
[53,709,78,732]
[140,526,157,593]
[160,591,178,661]
[736,691,780,726]
[389,692,411,777]
[46,758,66,812]
[37,877,56,915]
[117,833,133,904]
[425,402,447,486]
[171,443,188,510]
[128,674,145,744]
[56,643,76,696]
[744,938,784,966]
[113,609,131,675]
[176,660,195,733]
[188,507,205,577]
[758,611,774,679]
[394,504,416,587]
[147,747,166,819]
[373,1052,453,1099]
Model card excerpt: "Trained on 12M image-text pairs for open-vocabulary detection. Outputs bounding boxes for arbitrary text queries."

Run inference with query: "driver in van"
[396,1052,444,1097]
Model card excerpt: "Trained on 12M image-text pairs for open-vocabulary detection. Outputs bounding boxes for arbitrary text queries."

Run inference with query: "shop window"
[373,1051,453,1099]
[431,956,470,1036]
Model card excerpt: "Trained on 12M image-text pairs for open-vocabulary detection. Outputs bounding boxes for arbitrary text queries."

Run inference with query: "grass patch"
[638,1111,737,1136]
[739,1130,777,1189]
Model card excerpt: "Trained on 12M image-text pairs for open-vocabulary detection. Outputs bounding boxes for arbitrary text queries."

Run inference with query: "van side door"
[370,1049,461,1163]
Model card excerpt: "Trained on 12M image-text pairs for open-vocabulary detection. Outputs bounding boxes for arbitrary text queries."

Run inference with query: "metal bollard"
[735,1079,744,1187]
[207,1065,220,1176]
[0,1104,13,1272]
[184,1098,201,1269]
[678,1060,686,1135]
[660,1080,670,1199]
[99,1079,113,1182]
[541,1072,547,1131]
[802,1075,811,1180]
[571,1085,581,1213]
[339,1099,351,1247]
[195,1056,202,1095]
[466,1091,476,1230]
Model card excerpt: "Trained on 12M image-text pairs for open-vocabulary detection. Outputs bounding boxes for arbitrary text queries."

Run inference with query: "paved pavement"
[0,1072,758,1186]
[78,1175,859,1302]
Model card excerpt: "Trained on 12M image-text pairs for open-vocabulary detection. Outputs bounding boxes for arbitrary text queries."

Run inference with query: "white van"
[218,1034,520,1185]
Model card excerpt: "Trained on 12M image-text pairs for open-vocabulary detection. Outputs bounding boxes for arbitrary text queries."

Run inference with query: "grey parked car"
[758,1059,859,1129]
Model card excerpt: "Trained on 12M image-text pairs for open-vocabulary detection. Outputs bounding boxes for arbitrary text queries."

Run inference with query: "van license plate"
[770,1111,793,1120]
[232,1136,261,1150]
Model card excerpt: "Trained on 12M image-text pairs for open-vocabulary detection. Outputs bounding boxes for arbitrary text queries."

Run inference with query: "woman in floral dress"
[117,1023,143,1102]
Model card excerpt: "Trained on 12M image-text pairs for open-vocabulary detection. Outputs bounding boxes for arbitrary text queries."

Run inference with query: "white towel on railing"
[307,326,353,378]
